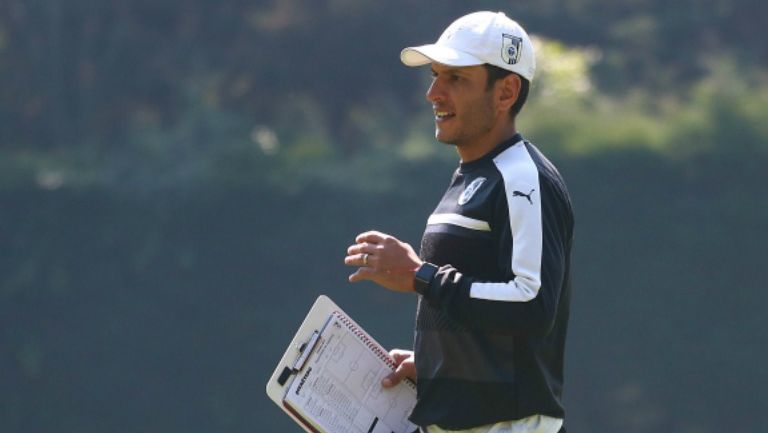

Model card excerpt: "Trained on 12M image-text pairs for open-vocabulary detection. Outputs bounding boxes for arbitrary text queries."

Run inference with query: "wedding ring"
[362,253,369,266]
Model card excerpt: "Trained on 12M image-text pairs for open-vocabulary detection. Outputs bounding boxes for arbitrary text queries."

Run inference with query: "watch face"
[415,263,438,295]
[416,264,430,282]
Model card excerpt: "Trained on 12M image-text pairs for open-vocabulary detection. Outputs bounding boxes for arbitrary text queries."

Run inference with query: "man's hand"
[344,231,423,293]
[382,349,416,388]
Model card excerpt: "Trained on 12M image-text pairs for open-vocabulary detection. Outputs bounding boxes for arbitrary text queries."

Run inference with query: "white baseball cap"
[400,11,536,81]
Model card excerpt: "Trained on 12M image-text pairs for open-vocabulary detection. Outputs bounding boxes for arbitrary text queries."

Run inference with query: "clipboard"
[265,295,417,433]
[266,295,339,432]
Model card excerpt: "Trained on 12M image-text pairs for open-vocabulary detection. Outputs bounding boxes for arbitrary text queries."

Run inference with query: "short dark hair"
[484,64,530,118]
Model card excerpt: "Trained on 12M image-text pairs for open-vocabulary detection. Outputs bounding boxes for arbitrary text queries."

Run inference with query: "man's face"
[426,63,498,148]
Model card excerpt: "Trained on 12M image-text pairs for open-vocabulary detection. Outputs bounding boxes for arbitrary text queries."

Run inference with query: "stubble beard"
[434,92,496,148]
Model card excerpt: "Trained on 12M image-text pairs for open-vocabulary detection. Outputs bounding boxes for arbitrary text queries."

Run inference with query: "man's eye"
[449,74,460,82]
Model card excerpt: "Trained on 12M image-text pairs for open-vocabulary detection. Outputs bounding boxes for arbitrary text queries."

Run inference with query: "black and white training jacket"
[410,134,574,430]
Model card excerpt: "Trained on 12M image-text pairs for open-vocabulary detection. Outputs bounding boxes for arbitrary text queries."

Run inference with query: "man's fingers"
[355,231,387,244]
[346,244,360,255]
[346,242,373,256]
[344,252,365,266]
[382,349,415,388]
[344,251,377,268]
[382,360,411,388]
[389,349,413,364]
[382,367,405,388]
[345,240,377,268]
[381,374,399,388]
[348,267,376,282]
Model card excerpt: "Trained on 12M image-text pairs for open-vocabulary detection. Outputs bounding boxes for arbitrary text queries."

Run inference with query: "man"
[344,11,574,433]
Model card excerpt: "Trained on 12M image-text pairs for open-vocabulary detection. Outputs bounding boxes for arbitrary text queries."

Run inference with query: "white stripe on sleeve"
[470,142,543,302]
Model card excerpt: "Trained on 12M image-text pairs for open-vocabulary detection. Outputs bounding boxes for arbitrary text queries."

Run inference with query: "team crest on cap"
[458,177,487,205]
[501,34,523,65]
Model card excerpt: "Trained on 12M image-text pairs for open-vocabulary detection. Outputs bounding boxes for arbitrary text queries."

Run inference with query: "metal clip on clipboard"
[276,329,322,386]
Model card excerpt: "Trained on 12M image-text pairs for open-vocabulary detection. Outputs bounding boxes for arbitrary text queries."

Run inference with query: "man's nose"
[425,78,443,103]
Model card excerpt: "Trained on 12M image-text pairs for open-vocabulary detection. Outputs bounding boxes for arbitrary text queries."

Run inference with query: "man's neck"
[456,123,518,163]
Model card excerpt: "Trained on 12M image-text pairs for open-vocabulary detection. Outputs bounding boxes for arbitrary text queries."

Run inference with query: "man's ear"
[497,73,521,113]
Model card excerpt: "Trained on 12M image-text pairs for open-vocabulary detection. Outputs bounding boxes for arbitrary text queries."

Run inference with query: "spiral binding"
[331,311,416,391]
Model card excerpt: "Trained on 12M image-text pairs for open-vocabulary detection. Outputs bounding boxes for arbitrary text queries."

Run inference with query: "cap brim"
[400,44,484,67]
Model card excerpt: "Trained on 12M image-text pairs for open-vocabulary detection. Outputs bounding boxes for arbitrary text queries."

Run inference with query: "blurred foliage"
[3,35,767,193]
[522,39,768,158]
[1,0,767,194]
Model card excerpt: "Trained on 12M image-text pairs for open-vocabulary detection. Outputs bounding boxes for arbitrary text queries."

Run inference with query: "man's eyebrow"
[431,66,465,75]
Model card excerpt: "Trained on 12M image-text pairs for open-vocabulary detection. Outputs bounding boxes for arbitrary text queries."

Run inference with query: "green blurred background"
[2,1,767,432]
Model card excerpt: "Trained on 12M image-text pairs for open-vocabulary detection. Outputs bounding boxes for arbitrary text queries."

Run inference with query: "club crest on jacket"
[458,177,487,205]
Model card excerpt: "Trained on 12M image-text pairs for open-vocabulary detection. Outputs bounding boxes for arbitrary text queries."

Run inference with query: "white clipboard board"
[265,295,340,432]
[265,295,417,433]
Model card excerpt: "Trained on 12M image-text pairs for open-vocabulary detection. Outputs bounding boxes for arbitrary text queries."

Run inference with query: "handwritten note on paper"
[284,314,416,433]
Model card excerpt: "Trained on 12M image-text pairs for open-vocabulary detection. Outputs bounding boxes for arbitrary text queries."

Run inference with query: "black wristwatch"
[413,262,439,296]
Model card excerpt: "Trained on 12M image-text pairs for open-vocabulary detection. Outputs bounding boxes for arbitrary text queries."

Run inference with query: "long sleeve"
[421,172,573,336]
